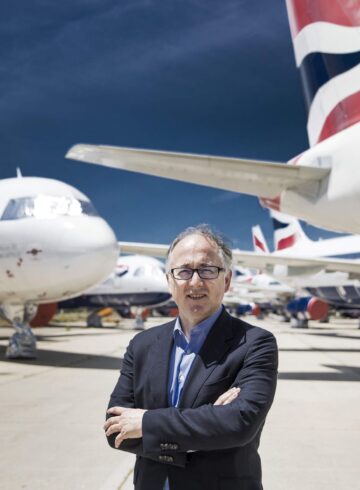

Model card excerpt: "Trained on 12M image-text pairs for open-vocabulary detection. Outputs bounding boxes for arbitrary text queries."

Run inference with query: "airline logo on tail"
[286,0,360,146]
[252,225,269,253]
[270,209,311,252]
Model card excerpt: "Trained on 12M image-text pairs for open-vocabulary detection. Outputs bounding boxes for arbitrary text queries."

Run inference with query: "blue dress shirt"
[164,305,223,489]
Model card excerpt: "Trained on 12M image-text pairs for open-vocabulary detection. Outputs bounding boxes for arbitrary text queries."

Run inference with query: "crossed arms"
[104,328,278,462]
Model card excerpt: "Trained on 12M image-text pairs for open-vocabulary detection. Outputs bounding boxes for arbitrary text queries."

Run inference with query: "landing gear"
[1,304,38,359]
[131,307,147,330]
[290,314,308,329]
[134,313,145,330]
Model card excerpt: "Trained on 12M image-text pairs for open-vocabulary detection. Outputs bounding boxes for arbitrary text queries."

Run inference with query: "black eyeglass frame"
[170,266,225,280]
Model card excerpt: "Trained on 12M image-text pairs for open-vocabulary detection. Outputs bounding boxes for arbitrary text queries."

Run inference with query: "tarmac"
[0,314,359,490]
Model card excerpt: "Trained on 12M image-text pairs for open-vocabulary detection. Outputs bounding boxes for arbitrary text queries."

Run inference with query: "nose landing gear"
[1,304,38,359]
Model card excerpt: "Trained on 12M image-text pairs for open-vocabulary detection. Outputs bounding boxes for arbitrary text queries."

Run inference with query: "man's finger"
[115,429,128,448]
[107,406,125,416]
[214,387,240,406]
[106,423,123,437]
[214,387,238,404]
[104,416,118,431]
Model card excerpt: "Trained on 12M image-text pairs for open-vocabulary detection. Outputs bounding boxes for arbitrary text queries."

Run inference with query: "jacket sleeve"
[105,338,143,454]
[142,329,278,454]
[105,336,188,467]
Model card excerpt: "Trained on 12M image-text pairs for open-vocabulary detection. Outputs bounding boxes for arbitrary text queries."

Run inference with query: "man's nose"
[189,270,204,286]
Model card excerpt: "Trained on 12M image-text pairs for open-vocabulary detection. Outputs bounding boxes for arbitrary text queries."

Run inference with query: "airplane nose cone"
[0,216,119,303]
[55,217,119,293]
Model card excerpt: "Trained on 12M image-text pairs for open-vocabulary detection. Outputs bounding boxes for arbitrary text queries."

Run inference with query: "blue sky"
[0,0,342,249]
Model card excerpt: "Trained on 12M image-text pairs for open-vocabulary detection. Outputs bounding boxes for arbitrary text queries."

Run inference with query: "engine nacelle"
[286,296,328,321]
[236,303,261,317]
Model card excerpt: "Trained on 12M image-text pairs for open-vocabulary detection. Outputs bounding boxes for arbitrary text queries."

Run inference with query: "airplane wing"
[118,240,360,277]
[118,241,168,257]
[232,250,360,277]
[66,145,330,198]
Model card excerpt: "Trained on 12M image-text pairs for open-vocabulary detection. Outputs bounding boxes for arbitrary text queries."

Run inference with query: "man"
[104,225,278,490]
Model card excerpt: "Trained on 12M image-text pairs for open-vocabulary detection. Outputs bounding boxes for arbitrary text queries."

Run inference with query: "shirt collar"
[173,305,223,353]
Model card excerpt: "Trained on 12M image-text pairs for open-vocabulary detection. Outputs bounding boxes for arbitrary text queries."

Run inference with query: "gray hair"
[166,224,233,271]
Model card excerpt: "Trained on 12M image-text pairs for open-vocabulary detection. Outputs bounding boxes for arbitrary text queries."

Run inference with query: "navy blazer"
[107,309,278,490]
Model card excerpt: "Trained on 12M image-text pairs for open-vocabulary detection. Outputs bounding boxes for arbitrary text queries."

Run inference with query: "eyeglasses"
[170,266,225,280]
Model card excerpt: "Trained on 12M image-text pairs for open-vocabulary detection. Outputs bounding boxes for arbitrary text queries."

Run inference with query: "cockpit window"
[1,196,99,220]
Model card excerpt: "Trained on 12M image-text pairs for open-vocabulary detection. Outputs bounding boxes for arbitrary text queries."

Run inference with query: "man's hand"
[104,407,147,448]
[104,388,239,447]
[214,386,240,406]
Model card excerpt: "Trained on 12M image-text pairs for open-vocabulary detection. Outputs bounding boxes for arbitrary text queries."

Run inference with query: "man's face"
[167,234,232,329]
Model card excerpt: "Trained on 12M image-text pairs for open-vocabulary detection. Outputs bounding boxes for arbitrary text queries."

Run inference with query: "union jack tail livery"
[270,209,311,252]
[286,0,360,146]
[252,225,270,254]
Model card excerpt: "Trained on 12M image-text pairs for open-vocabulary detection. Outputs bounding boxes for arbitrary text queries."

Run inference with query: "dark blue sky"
[0,0,341,249]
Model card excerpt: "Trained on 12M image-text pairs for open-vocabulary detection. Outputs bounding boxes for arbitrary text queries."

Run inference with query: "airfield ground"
[0,314,359,489]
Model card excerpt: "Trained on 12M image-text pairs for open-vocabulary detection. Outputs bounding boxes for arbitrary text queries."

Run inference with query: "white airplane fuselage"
[279,123,360,234]
[62,254,171,308]
[0,177,118,306]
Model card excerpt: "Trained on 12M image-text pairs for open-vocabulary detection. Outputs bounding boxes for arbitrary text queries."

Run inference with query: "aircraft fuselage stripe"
[318,90,360,143]
[286,0,360,38]
[307,63,360,146]
[293,23,360,67]
[299,51,360,112]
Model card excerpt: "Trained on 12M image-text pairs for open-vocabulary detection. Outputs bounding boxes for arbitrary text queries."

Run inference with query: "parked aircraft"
[59,254,171,327]
[266,210,360,312]
[67,0,360,235]
[0,173,118,359]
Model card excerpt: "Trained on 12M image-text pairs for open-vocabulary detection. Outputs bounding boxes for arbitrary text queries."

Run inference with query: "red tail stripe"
[254,235,266,252]
[259,195,281,211]
[277,234,296,251]
[317,90,360,143]
[286,0,360,38]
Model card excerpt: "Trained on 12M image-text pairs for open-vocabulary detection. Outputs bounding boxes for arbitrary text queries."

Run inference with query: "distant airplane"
[0,173,118,359]
[59,254,171,327]
[262,210,360,313]
[66,0,360,235]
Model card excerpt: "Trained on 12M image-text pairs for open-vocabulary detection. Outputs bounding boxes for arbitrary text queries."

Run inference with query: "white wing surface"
[66,145,329,198]
[232,250,360,276]
[118,240,360,277]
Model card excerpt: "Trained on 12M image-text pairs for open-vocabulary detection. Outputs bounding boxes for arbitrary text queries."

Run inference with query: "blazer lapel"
[147,320,175,408]
[178,310,235,408]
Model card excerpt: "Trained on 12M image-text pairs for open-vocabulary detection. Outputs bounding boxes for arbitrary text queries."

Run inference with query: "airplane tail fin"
[285,0,360,146]
[252,225,269,254]
[270,209,312,251]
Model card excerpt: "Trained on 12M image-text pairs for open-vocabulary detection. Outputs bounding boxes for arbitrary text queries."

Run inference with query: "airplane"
[230,249,330,327]
[0,172,118,359]
[66,0,360,235]
[59,254,171,328]
[261,210,360,314]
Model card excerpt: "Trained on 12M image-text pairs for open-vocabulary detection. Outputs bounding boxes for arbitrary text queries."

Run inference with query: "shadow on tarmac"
[279,347,360,352]
[279,364,360,382]
[0,345,123,370]
[1,344,359,381]
[306,332,360,341]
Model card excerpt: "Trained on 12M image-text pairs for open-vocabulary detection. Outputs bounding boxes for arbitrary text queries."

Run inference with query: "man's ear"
[224,270,232,292]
